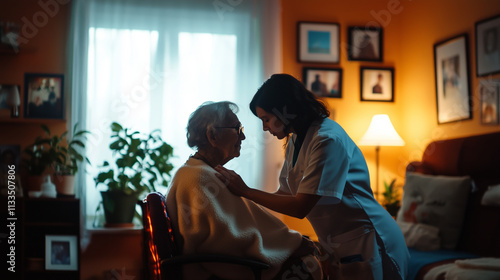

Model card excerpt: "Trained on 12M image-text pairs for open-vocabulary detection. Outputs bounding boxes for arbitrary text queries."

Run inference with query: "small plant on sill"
[382,178,401,217]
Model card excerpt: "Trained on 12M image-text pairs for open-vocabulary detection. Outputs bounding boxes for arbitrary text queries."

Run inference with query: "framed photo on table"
[348,26,383,62]
[475,14,500,77]
[303,67,343,98]
[45,235,78,271]
[297,22,340,63]
[24,73,64,119]
[360,67,394,102]
[434,34,472,124]
[479,79,500,125]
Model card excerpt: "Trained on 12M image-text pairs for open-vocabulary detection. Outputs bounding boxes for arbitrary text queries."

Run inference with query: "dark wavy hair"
[250,74,329,137]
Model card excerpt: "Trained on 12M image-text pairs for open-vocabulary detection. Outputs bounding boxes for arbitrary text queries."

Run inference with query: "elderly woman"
[166,101,322,280]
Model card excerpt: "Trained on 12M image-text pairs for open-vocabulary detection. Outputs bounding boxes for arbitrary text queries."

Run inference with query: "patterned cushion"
[397,173,471,249]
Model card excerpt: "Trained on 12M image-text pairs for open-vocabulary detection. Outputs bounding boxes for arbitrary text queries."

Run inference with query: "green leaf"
[41,124,50,135]
[110,139,125,150]
[96,170,114,183]
[74,130,90,137]
[60,131,68,140]
[108,181,119,190]
[70,140,85,148]
[136,149,145,160]
[111,122,123,132]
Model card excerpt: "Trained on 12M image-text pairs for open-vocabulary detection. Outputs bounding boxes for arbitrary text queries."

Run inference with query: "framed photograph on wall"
[303,67,342,98]
[297,22,340,63]
[45,235,78,271]
[479,79,500,125]
[360,67,394,102]
[475,14,500,77]
[434,34,472,124]
[348,26,383,62]
[23,73,64,119]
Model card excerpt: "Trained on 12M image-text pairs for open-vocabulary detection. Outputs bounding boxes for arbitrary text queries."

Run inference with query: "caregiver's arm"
[215,165,321,219]
[246,189,320,219]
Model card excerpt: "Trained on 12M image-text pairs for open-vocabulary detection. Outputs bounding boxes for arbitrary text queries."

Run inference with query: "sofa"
[399,131,500,280]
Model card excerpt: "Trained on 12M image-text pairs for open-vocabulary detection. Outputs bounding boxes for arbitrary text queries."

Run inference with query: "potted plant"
[53,123,91,196]
[382,178,401,217]
[94,122,174,226]
[22,123,90,195]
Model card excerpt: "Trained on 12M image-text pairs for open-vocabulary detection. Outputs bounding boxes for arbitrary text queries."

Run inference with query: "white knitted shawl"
[166,158,303,280]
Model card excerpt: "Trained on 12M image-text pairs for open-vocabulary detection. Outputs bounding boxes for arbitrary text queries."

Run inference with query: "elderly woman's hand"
[214,165,250,197]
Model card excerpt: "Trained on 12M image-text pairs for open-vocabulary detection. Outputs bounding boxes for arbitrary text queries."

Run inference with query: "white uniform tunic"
[278,118,409,280]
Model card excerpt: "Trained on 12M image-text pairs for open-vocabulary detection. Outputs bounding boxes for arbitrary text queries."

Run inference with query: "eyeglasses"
[216,124,244,136]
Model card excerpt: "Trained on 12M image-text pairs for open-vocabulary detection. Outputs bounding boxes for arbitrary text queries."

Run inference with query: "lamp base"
[10,106,19,118]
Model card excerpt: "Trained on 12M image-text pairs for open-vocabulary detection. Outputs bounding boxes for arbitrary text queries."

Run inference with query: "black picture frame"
[360,67,394,102]
[433,34,472,124]
[297,21,340,63]
[475,14,500,77]
[479,79,500,125]
[23,73,64,119]
[303,67,343,98]
[348,26,383,62]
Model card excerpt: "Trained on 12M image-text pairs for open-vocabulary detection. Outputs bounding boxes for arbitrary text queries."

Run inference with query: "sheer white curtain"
[68,0,282,238]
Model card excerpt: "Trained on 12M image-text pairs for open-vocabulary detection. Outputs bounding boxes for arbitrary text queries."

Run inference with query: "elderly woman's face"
[214,112,245,161]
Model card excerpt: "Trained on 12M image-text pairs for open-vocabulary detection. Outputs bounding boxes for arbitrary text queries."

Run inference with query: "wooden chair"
[139,192,270,280]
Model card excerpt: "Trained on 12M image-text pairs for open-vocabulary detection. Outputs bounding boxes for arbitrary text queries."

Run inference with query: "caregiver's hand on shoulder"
[292,236,320,257]
[214,165,250,197]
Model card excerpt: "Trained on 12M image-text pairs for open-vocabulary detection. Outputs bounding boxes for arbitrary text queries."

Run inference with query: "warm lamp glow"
[359,114,405,147]
[359,114,404,201]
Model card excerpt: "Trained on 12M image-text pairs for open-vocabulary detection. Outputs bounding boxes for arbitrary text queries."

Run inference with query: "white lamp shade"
[6,85,20,106]
[359,114,405,146]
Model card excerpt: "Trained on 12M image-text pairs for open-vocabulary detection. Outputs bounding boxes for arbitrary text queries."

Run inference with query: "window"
[70,0,281,228]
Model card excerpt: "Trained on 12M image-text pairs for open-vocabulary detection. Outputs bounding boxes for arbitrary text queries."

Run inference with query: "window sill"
[86,225,143,235]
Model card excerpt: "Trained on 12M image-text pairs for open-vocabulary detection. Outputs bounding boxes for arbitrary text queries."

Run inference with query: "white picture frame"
[45,235,78,271]
[297,21,340,63]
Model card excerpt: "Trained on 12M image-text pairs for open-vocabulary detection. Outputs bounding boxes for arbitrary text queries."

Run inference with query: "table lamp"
[6,85,21,118]
[358,114,405,200]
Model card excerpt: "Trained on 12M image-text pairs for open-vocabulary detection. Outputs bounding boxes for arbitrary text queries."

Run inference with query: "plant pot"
[100,191,139,227]
[53,174,75,197]
[384,203,400,218]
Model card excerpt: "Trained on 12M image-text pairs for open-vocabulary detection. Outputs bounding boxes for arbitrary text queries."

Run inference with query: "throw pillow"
[396,173,471,249]
[481,184,500,206]
[397,221,441,251]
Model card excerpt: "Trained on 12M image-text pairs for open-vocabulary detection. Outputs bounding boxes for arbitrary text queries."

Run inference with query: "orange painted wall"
[0,0,69,154]
[0,1,144,279]
[2,0,500,277]
[280,0,500,239]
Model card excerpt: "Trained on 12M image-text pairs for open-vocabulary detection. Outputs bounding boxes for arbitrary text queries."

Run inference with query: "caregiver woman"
[215,74,409,280]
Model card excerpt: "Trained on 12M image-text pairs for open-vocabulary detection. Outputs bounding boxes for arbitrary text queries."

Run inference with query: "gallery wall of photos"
[296,14,500,126]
